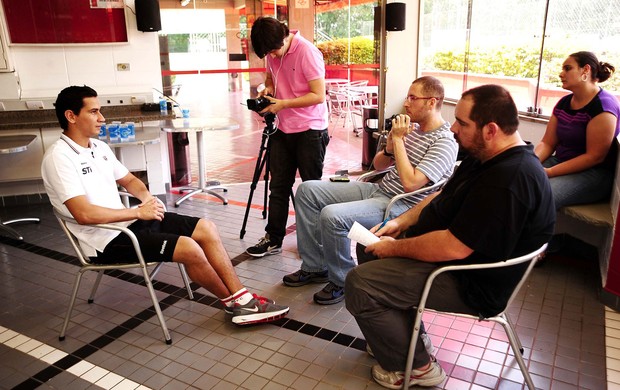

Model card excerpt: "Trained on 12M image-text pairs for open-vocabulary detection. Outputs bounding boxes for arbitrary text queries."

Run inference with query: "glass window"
[419,0,620,116]
[315,1,380,86]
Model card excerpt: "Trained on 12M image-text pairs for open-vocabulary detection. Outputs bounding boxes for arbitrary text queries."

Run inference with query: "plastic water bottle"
[159,98,168,115]
[119,124,130,142]
[108,123,120,143]
[126,122,136,141]
[98,123,107,141]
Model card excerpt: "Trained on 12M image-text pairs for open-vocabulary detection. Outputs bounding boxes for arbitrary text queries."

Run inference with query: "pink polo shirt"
[265,31,328,134]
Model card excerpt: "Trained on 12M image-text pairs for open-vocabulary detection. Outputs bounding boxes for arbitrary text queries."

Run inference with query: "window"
[315,1,380,86]
[419,0,620,116]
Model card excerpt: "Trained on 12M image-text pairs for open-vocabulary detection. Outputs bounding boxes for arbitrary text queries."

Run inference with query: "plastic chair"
[53,194,194,345]
[328,89,358,130]
[403,243,548,389]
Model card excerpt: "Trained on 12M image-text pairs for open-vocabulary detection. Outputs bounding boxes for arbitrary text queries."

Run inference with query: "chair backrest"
[348,80,369,87]
[423,243,548,317]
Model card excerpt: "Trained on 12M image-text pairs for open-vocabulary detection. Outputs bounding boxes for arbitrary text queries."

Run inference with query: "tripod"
[239,114,294,239]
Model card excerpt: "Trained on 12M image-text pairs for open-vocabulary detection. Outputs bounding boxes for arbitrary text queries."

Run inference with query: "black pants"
[265,128,329,244]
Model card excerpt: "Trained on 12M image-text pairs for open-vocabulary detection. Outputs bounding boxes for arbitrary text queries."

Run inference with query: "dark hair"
[413,76,445,110]
[461,84,519,135]
[55,85,98,131]
[250,17,289,59]
[570,51,615,83]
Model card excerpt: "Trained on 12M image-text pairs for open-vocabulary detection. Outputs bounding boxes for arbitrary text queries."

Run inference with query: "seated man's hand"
[370,219,401,238]
[137,198,165,221]
[390,114,412,139]
[364,236,396,258]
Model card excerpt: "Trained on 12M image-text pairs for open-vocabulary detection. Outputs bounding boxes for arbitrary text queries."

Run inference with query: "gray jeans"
[345,251,478,371]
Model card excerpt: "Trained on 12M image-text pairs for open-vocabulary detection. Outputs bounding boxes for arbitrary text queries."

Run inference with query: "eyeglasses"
[405,95,439,102]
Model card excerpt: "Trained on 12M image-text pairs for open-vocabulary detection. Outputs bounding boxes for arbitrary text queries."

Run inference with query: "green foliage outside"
[316,37,375,65]
[424,46,620,92]
[167,34,190,53]
[315,4,375,39]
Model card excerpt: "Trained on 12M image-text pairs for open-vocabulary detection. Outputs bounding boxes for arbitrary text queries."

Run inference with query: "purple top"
[553,88,620,169]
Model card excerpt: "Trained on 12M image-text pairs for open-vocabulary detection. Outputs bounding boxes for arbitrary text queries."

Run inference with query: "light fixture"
[180,0,191,6]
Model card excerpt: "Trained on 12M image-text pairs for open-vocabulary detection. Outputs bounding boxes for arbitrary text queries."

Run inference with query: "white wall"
[0,0,162,107]
[384,1,418,117]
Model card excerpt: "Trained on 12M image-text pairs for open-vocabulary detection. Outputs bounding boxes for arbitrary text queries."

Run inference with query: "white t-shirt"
[41,134,132,256]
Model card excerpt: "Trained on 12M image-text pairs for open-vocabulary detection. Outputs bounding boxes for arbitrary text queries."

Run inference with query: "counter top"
[0,105,175,131]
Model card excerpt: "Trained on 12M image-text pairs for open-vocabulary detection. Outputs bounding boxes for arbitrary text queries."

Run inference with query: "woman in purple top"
[535,51,619,209]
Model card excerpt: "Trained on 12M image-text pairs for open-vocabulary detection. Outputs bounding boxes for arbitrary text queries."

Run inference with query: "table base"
[174,180,228,207]
[0,217,40,240]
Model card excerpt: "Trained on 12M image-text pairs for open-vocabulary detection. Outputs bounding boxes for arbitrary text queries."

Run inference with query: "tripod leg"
[240,132,270,239]
[262,149,270,219]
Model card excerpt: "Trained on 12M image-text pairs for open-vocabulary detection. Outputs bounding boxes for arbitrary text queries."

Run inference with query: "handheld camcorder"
[246,96,273,113]
[384,114,399,131]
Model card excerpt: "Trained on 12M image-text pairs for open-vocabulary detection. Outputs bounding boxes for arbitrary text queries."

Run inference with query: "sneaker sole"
[313,293,345,305]
[283,275,329,287]
[232,308,289,325]
[246,247,282,258]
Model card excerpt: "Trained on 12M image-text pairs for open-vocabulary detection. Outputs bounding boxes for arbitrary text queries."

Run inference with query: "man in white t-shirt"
[41,85,288,326]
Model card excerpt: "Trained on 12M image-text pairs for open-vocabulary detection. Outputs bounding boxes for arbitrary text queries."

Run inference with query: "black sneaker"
[224,294,274,315]
[313,282,345,305]
[246,236,282,257]
[283,269,329,287]
[232,297,289,325]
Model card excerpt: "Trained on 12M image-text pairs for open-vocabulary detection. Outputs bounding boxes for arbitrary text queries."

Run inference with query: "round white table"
[160,117,240,207]
[0,134,40,240]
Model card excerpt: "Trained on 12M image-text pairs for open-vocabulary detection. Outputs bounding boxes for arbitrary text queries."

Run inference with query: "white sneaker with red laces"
[371,355,446,389]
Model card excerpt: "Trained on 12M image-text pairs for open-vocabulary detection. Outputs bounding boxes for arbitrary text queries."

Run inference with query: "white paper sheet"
[347,221,380,246]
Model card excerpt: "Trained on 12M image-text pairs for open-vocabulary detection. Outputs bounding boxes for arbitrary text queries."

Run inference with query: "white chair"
[403,244,548,389]
[54,194,194,344]
[328,89,358,130]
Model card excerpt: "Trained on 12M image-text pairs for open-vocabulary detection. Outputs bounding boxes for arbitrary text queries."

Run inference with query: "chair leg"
[140,266,172,344]
[60,271,86,341]
[503,313,524,353]
[88,270,104,303]
[178,263,194,300]
[494,316,536,390]
[403,311,424,388]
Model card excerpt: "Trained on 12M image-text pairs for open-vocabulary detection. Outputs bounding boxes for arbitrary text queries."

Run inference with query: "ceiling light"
[180,0,191,6]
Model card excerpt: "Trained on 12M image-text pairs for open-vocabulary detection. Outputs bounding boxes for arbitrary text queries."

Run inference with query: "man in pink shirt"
[246,16,330,257]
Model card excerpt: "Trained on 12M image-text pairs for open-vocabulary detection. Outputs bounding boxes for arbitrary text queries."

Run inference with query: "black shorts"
[92,212,200,264]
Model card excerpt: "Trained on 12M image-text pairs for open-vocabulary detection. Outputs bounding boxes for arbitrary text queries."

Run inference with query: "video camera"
[384,114,399,131]
[247,95,276,128]
[246,96,273,113]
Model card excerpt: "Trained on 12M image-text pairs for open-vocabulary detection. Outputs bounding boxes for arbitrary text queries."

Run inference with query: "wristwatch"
[383,146,394,157]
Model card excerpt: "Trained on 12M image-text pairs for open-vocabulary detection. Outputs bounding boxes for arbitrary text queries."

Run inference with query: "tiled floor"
[0,79,615,389]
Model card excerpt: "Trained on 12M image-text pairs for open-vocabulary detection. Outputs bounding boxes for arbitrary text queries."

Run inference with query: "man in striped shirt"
[284,76,458,305]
